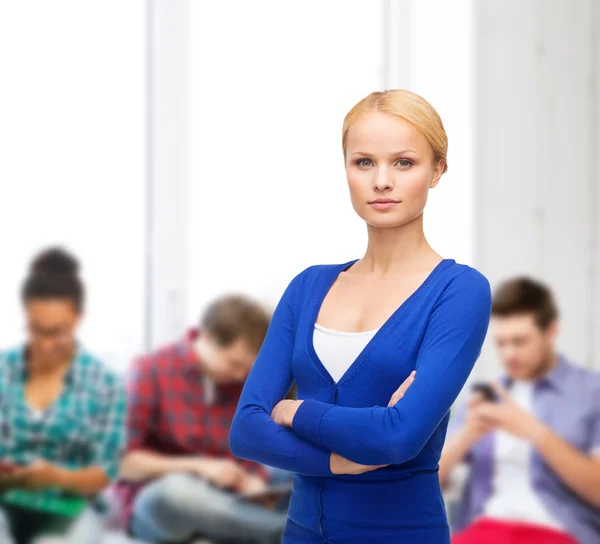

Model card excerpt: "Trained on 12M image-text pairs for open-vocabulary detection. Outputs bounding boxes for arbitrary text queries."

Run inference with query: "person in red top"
[117,295,288,544]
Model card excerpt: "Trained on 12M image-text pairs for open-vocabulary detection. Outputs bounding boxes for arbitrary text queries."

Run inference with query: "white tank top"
[313,323,378,383]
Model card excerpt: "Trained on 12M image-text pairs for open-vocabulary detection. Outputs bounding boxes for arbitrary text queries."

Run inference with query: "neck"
[193,337,210,376]
[362,213,439,273]
[27,348,74,378]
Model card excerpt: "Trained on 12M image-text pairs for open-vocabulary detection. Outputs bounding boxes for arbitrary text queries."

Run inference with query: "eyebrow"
[350,150,419,157]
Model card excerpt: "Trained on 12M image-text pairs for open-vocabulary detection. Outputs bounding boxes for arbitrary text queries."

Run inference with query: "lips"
[370,198,400,211]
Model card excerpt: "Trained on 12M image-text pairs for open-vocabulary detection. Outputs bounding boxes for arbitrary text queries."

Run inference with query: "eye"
[396,159,413,168]
[356,158,374,167]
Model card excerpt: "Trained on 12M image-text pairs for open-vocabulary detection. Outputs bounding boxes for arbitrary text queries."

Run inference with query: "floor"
[103,534,137,544]
[102,533,211,544]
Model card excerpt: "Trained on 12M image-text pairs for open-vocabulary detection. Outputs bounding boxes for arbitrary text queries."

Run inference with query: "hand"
[463,392,497,442]
[238,475,280,510]
[271,399,304,428]
[0,461,21,478]
[474,384,547,442]
[329,452,387,475]
[388,371,416,406]
[0,460,62,491]
[191,458,246,490]
[237,473,267,496]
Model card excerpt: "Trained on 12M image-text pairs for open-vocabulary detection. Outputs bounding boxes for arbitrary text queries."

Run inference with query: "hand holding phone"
[471,382,498,403]
[240,482,293,505]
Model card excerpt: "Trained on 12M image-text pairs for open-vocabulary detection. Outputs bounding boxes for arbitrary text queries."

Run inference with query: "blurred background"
[1,1,599,543]
[0,0,597,377]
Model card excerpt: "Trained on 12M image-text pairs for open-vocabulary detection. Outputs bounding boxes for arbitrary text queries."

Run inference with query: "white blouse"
[313,323,379,383]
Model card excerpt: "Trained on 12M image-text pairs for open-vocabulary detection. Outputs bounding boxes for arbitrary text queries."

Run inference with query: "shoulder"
[292,261,350,282]
[128,341,185,381]
[443,261,491,292]
[435,261,492,308]
[288,260,357,293]
[0,347,22,381]
[555,360,600,419]
[425,262,492,336]
[564,360,600,393]
[0,347,21,366]
[74,349,124,395]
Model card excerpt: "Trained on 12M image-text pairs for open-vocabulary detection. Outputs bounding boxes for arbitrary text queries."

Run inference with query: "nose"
[373,165,393,192]
[501,344,519,363]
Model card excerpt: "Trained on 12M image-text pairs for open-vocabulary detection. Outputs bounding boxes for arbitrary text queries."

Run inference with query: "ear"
[547,320,560,341]
[430,160,445,188]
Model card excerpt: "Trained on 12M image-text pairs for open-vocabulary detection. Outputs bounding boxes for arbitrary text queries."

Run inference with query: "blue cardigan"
[230,259,491,542]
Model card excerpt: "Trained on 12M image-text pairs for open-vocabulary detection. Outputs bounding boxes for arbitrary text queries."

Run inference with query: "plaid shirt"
[0,346,127,482]
[117,330,267,526]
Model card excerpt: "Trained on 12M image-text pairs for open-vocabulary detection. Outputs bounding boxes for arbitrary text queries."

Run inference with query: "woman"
[0,248,126,544]
[229,90,492,543]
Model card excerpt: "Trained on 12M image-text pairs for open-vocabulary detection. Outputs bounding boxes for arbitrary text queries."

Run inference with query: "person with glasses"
[0,247,126,544]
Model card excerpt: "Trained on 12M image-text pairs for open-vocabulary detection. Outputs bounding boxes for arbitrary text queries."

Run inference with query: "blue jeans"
[130,473,288,544]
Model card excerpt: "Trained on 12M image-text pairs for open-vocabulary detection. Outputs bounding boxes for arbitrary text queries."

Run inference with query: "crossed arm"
[230,268,491,471]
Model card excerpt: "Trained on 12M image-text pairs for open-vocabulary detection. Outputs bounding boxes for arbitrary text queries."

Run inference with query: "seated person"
[118,294,289,544]
[0,248,126,544]
[440,277,600,544]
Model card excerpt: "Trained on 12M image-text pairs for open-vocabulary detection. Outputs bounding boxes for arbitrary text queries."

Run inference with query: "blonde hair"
[342,89,448,173]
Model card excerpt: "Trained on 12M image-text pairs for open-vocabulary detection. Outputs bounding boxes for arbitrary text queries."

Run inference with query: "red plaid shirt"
[116,330,267,527]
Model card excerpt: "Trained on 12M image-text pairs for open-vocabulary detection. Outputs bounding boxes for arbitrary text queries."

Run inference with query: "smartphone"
[471,382,498,402]
[241,482,293,503]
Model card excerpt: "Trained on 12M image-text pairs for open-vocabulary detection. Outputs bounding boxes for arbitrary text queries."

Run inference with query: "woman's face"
[345,111,444,229]
[25,299,80,364]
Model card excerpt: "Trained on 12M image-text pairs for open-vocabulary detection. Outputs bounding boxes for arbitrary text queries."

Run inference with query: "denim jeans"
[130,473,288,544]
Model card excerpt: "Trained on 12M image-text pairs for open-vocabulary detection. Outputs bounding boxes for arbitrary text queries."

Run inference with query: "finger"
[390,379,413,404]
[475,404,500,423]
[469,392,484,407]
[398,371,416,394]
[491,383,511,403]
[0,474,25,488]
[393,371,416,398]
[388,372,415,406]
[271,403,282,418]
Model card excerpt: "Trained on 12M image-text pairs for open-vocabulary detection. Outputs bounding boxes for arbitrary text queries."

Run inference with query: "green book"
[0,489,87,518]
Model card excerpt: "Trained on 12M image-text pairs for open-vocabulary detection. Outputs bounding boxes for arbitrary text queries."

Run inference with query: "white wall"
[187,0,477,324]
[474,0,599,374]
[0,1,146,371]
[146,0,191,349]
[187,1,383,319]
[408,0,475,266]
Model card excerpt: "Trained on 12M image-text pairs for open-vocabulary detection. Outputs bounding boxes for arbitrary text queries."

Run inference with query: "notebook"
[0,489,87,518]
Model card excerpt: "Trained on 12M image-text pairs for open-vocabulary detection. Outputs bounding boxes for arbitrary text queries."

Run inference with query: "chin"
[358,207,424,230]
[508,368,535,381]
[363,214,411,229]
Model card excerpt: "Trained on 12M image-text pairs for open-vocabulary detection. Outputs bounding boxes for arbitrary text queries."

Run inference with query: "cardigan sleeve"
[291,268,492,466]
[229,270,333,476]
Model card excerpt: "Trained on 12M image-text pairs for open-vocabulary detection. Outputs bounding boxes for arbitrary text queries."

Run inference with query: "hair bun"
[30,247,79,276]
